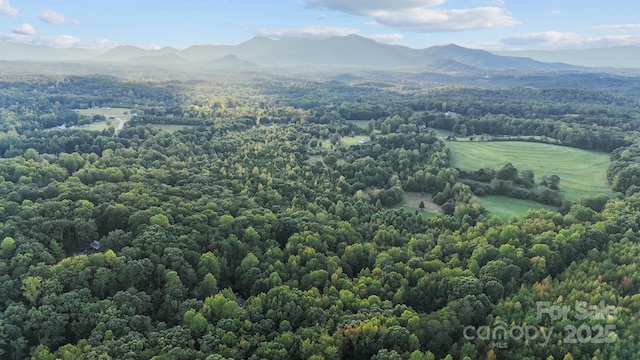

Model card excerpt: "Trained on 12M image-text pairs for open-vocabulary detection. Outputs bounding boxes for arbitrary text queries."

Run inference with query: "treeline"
[608,144,640,195]
[410,87,639,127]
[0,75,180,110]
[0,130,110,157]
[434,115,630,153]
[458,163,565,206]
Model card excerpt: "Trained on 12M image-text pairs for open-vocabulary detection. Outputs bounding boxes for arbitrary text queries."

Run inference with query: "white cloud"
[87,38,120,48]
[0,32,25,42]
[501,31,640,49]
[0,31,91,48]
[254,25,360,39]
[13,23,35,36]
[583,35,640,47]
[46,35,81,47]
[0,0,18,17]
[367,33,405,43]
[590,23,640,32]
[306,0,444,15]
[39,10,79,24]
[307,0,518,33]
[471,0,504,5]
[372,7,519,32]
[501,31,581,48]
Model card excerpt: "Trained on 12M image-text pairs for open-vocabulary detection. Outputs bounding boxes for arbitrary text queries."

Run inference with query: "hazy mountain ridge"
[95,46,180,62]
[421,44,575,70]
[207,54,257,69]
[421,58,484,73]
[0,41,106,61]
[127,53,188,65]
[495,46,640,69]
[0,35,585,71]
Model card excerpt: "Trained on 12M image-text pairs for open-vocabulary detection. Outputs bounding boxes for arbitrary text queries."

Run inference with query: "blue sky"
[1,0,640,50]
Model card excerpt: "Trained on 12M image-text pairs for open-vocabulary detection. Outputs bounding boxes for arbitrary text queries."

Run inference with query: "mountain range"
[494,47,640,69]
[0,35,638,70]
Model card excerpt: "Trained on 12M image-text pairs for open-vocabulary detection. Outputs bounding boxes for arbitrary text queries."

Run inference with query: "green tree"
[150,213,170,226]
[0,236,15,258]
[21,276,43,306]
[497,162,518,181]
[184,309,208,338]
[198,273,218,298]
[542,174,561,190]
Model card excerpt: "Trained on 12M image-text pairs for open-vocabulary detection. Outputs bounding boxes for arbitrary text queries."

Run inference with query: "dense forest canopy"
[0,71,639,360]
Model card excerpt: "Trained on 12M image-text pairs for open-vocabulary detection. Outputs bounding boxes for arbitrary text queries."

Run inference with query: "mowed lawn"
[346,120,381,134]
[150,124,196,133]
[75,107,131,117]
[346,120,371,129]
[448,141,613,202]
[74,107,131,131]
[389,192,441,218]
[81,121,112,131]
[341,136,371,147]
[480,195,558,221]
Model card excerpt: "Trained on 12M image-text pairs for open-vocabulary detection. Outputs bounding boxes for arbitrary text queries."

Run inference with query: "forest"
[0,72,639,360]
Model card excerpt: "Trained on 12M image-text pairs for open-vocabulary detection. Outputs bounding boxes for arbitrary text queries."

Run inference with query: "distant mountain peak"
[111,45,143,51]
[244,36,274,44]
[208,54,257,68]
[434,43,465,49]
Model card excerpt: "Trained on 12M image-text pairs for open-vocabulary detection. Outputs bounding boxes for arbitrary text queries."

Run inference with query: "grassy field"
[75,107,131,116]
[341,136,371,147]
[392,192,441,218]
[479,195,558,221]
[346,120,382,134]
[80,121,113,131]
[448,141,613,202]
[78,121,198,133]
[74,107,131,132]
[150,124,196,133]
[346,120,372,129]
[434,128,454,138]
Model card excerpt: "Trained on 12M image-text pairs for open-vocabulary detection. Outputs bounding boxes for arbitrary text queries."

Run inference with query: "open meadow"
[340,135,371,147]
[389,192,441,218]
[345,120,371,129]
[149,124,196,133]
[396,192,441,217]
[73,107,132,132]
[80,121,113,131]
[480,195,558,220]
[448,141,613,202]
[346,120,382,134]
[75,107,132,117]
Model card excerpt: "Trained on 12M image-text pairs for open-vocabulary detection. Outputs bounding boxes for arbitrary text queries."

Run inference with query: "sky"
[1,0,640,50]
